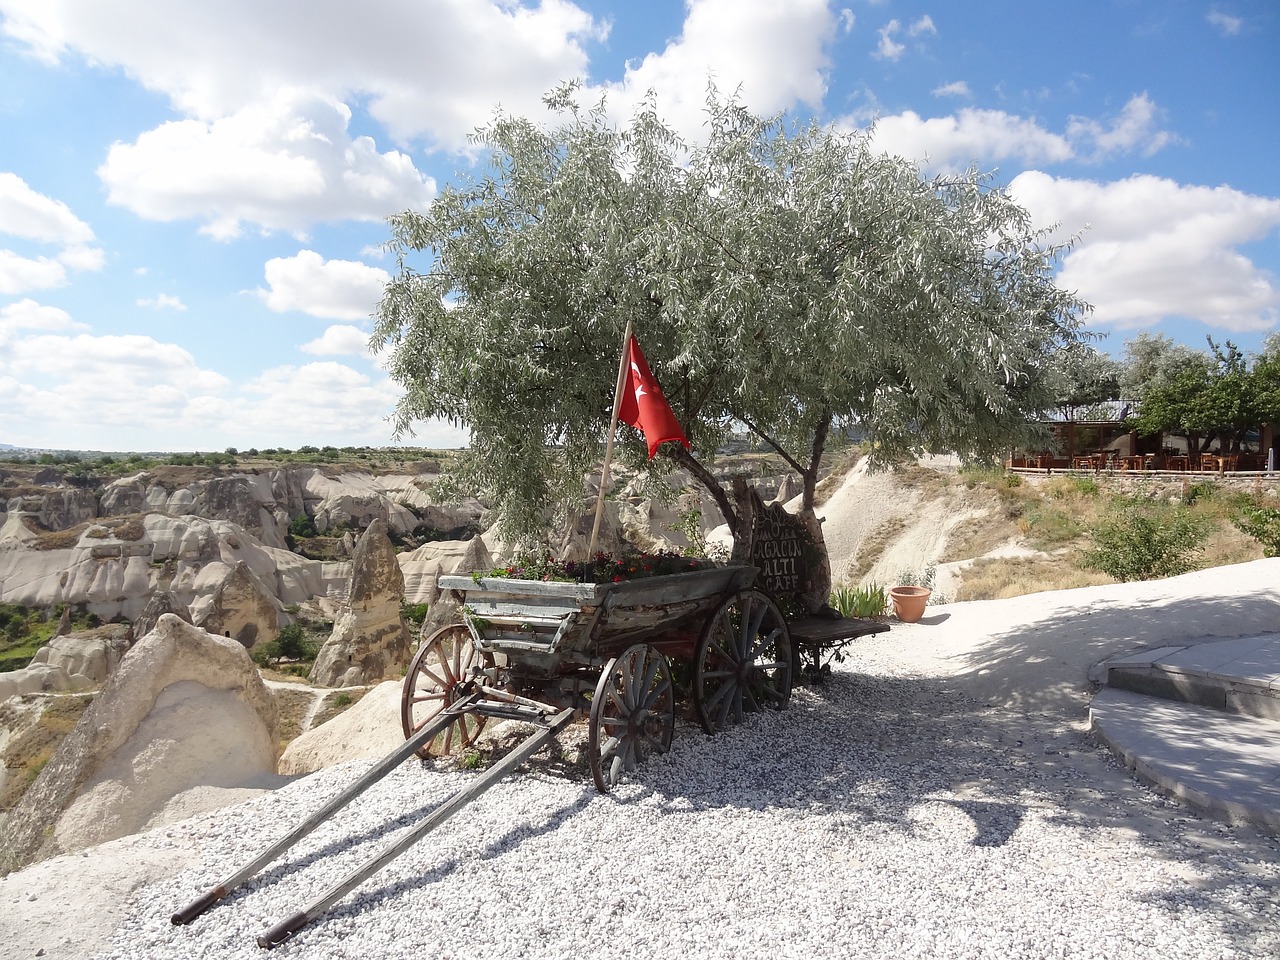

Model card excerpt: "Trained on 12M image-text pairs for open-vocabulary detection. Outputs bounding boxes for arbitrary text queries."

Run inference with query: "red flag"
[617,334,690,459]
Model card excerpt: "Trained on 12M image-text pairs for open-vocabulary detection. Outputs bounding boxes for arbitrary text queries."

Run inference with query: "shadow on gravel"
[321,791,595,926]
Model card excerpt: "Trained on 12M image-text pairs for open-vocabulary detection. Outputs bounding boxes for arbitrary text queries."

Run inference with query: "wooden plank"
[789,616,890,646]
[439,575,605,601]
[602,565,754,610]
[441,565,755,612]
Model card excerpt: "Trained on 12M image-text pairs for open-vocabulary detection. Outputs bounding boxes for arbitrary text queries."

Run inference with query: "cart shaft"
[171,690,482,926]
[257,705,576,948]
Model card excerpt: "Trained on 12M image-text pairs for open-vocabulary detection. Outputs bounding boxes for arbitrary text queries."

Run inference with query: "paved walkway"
[1089,633,1280,833]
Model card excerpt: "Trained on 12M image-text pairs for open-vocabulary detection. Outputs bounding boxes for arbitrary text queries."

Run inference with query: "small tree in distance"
[374,85,1091,555]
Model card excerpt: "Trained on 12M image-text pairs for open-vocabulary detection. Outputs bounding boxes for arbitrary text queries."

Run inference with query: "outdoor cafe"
[1008,418,1278,476]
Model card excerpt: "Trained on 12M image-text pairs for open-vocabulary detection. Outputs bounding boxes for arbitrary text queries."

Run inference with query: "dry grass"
[0,694,93,811]
[845,516,906,582]
[271,688,315,753]
[955,556,1113,601]
[26,522,89,551]
[311,688,369,728]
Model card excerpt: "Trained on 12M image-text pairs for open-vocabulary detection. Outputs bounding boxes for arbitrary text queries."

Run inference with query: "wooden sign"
[751,501,808,596]
[730,478,829,612]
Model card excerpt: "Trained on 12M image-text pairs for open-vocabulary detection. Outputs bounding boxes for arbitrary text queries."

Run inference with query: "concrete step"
[1090,634,1280,720]
[1090,687,1280,832]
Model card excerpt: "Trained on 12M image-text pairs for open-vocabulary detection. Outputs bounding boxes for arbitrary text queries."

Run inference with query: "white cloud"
[0,298,88,347]
[875,20,905,60]
[1009,171,1280,333]
[838,9,855,33]
[908,15,936,37]
[859,93,1176,174]
[1066,93,1176,160]
[5,332,230,391]
[1,0,603,151]
[98,90,436,239]
[301,324,372,356]
[1207,9,1244,36]
[867,108,1073,172]
[0,172,95,245]
[137,293,186,311]
[256,250,390,321]
[234,362,403,440]
[932,81,971,99]
[0,249,67,293]
[593,0,836,142]
[0,173,104,291]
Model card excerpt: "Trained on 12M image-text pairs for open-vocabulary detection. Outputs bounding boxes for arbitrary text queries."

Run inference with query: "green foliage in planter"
[1083,500,1209,581]
[830,583,887,618]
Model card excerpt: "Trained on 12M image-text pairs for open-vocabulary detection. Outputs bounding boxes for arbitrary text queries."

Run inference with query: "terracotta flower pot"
[889,585,931,623]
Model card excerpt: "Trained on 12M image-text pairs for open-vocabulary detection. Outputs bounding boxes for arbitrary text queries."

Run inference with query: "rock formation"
[5,488,97,532]
[399,535,494,605]
[26,624,133,690]
[417,535,495,637]
[555,499,629,562]
[0,615,279,874]
[191,560,281,649]
[131,589,192,640]
[310,520,412,687]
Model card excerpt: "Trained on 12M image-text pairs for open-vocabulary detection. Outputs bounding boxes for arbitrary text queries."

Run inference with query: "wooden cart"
[174,561,884,947]
[403,563,792,793]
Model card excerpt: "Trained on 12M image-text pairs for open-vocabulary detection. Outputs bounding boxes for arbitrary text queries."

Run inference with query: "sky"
[1,0,1278,453]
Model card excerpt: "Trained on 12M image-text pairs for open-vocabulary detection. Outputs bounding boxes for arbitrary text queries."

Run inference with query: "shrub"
[289,513,318,538]
[1233,506,1280,558]
[275,623,317,661]
[401,602,430,625]
[1182,480,1217,505]
[1083,501,1209,582]
[250,640,281,667]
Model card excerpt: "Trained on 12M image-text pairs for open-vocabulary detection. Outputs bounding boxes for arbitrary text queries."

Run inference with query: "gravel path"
[89,636,1280,960]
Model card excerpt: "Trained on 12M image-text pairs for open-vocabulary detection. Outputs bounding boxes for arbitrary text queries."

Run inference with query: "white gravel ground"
[84,636,1280,960]
[6,558,1280,960]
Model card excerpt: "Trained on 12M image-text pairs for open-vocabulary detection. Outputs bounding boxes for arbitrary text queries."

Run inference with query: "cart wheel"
[693,589,792,734]
[588,643,675,794]
[401,624,490,759]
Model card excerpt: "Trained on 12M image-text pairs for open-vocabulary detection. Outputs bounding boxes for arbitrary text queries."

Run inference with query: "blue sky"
[1,0,1277,453]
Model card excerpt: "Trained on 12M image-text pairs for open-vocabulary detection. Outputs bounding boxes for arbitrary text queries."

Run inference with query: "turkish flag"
[617,334,690,459]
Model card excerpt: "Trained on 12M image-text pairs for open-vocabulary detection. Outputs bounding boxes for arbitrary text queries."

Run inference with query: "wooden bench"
[788,609,891,683]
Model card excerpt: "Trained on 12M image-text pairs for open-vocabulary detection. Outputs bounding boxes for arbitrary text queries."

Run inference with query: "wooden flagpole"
[586,319,633,569]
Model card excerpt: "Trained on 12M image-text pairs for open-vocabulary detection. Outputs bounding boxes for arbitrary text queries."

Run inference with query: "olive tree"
[374,87,1090,546]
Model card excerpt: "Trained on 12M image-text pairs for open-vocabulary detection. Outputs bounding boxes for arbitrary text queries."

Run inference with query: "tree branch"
[803,411,832,511]
[737,414,806,476]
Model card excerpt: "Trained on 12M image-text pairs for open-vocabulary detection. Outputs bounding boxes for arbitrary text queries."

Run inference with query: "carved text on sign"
[752,506,806,596]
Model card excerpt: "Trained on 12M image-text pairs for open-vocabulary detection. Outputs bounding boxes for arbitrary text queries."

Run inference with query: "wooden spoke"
[692,589,792,735]
[400,624,491,759]
[587,644,675,794]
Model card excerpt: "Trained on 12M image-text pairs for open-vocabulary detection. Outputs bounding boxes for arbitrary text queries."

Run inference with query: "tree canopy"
[1128,335,1280,454]
[374,87,1092,543]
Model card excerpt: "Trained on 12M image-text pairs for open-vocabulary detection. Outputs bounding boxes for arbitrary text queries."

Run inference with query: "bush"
[1182,480,1217,505]
[401,602,430,625]
[289,514,318,538]
[1233,506,1280,558]
[275,623,317,661]
[250,640,281,667]
[1083,501,1209,582]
